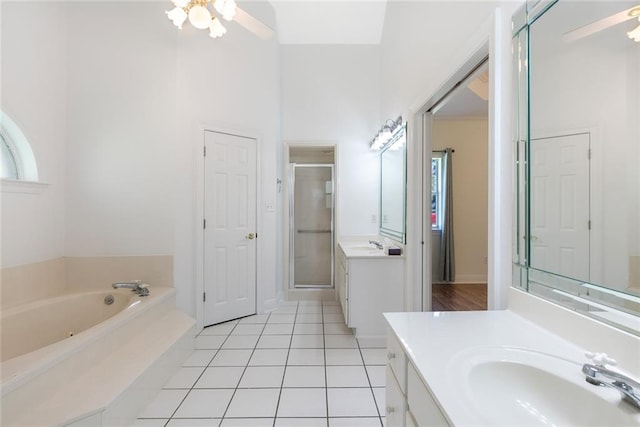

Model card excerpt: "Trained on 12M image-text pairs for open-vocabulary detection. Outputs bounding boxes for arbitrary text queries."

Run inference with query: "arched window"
[0,111,38,181]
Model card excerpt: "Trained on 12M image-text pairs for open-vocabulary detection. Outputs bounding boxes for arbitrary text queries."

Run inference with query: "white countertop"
[338,241,405,259]
[385,310,640,426]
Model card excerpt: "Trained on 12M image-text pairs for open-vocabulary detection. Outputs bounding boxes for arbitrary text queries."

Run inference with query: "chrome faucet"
[369,240,383,250]
[582,352,640,410]
[112,280,150,296]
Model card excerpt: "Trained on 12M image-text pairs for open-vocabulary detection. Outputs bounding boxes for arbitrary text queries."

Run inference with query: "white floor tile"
[230,324,264,335]
[325,335,358,349]
[225,388,280,418]
[194,366,244,388]
[356,337,386,348]
[361,348,387,365]
[268,314,296,324]
[326,365,369,387]
[327,388,378,417]
[239,314,269,324]
[270,306,298,314]
[220,419,274,427]
[372,387,385,414]
[296,305,322,314]
[277,388,327,417]
[323,314,346,324]
[195,335,226,350]
[366,365,386,387]
[263,323,294,335]
[296,313,323,323]
[287,348,325,366]
[221,334,260,349]
[290,334,324,349]
[276,418,327,427]
[323,323,351,335]
[298,301,322,307]
[239,366,285,388]
[256,335,291,349]
[293,323,323,335]
[322,305,342,314]
[138,389,188,418]
[167,419,221,427]
[329,417,382,426]
[131,419,168,426]
[183,349,217,367]
[173,389,234,418]
[199,322,237,336]
[249,349,289,366]
[163,367,205,389]
[322,301,339,306]
[210,349,253,367]
[282,366,326,388]
[325,349,363,366]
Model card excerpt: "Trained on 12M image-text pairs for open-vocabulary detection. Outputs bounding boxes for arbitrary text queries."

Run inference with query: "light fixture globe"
[188,5,212,30]
[166,6,188,29]
[209,17,227,38]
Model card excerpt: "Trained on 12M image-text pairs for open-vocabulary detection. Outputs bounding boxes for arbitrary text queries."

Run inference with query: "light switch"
[265,201,275,212]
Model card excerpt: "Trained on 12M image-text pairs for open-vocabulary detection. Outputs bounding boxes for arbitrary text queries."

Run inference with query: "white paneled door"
[530,133,590,282]
[203,130,257,326]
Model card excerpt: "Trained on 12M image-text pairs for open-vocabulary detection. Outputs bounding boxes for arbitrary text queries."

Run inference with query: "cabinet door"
[335,255,349,324]
[407,363,449,426]
[386,365,406,427]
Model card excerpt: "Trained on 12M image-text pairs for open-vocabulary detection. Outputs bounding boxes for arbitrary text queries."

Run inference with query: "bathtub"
[1,286,195,426]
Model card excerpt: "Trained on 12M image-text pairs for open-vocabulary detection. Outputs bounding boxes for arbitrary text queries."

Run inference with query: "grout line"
[322,300,330,427]
[356,331,384,426]
[272,301,298,427]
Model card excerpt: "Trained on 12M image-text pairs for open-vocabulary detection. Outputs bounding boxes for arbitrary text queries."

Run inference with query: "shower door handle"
[245,233,256,240]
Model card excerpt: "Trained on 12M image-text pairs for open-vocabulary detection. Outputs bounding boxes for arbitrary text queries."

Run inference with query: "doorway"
[201,130,258,326]
[285,145,336,291]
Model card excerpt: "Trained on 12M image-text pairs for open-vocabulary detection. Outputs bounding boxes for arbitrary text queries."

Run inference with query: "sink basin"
[347,245,381,251]
[452,346,639,426]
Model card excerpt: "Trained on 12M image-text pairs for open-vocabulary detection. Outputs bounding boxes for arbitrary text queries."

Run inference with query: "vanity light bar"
[370,116,403,151]
[580,283,640,305]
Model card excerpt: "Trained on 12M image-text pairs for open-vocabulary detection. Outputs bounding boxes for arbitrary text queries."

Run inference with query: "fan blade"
[234,7,274,40]
[563,5,639,42]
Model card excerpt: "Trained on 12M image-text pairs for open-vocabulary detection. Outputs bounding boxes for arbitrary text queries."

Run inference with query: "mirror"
[512,0,640,334]
[379,125,407,243]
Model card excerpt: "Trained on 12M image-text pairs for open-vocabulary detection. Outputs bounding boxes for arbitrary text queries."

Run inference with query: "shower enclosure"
[289,164,334,288]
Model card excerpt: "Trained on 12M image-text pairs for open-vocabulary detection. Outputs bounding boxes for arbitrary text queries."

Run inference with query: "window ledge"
[1,179,49,194]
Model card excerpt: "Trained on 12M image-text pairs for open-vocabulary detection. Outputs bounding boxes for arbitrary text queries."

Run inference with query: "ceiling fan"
[166,0,274,40]
[563,4,640,42]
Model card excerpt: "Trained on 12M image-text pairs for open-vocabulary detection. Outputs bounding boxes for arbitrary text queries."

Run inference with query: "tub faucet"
[112,280,150,297]
[582,353,640,410]
[369,240,383,250]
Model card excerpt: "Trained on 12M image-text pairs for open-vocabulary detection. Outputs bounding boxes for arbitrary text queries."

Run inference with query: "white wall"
[1,2,67,268]
[280,45,381,237]
[2,1,279,318]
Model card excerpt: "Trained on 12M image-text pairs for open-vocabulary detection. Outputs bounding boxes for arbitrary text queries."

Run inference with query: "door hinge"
[588,220,591,230]
[204,219,206,229]
[588,148,591,159]
[203,292,206,302]
[204,145,207,157]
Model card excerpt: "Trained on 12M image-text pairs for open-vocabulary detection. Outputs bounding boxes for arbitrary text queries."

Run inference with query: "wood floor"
[432,283,487,311]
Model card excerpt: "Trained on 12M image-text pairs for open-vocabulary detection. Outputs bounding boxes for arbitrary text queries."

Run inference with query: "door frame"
[195,124,262,331]
[282,142,338,300]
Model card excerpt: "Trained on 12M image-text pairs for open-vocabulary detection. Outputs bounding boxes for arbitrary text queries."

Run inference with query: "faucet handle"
[585,351,617,367]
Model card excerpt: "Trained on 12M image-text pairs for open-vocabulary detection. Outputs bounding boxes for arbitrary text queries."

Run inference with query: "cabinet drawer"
[386,330,407,394]
[385,365,406,427]
[407,363,449,426]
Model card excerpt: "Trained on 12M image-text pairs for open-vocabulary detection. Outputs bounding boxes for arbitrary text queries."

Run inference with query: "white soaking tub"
[1,286,195,427]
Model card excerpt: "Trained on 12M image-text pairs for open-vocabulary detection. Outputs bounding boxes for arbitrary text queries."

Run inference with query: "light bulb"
[166,6,188,29]
[188,4,212,30]
[209,17,227,38]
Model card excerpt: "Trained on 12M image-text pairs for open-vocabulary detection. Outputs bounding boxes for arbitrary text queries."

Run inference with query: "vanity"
[336,241,404,340]
[384,0,640,425]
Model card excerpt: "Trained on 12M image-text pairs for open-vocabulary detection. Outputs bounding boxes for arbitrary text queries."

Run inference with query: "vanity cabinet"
[336,243,404,338]
[386,330,450,427]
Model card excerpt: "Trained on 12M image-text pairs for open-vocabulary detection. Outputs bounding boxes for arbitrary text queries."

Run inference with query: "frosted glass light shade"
[166,6,188,29]
[188,5,212,29]
[628,20,640,42]
[172,0,189,7]
[209,17,227,38]
[214,0,236,21]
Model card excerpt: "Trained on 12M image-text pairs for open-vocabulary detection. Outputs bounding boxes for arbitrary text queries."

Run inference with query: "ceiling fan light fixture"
[628,20,640,42]
[172,0,190,8]
[215,0,237,21]
[209,17,227,38]
[628,6,640,18]
[188,4,212,30]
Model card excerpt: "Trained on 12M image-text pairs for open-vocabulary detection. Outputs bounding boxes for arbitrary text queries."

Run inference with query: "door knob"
[246,233,255,240]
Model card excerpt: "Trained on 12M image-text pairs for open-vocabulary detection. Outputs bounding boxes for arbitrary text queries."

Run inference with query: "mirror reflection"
[379,125,407,243]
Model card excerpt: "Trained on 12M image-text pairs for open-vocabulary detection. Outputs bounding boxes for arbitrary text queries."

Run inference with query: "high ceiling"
[269,1,388,44]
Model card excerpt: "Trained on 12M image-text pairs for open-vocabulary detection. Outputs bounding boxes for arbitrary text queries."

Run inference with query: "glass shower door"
[290,165,334,288]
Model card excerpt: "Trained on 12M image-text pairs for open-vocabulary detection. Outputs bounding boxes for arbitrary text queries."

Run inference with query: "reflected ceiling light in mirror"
[563,4,640,42]
[370,116,403,151]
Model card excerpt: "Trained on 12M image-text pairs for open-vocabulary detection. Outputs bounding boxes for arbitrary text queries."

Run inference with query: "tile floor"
[133,300,386,427]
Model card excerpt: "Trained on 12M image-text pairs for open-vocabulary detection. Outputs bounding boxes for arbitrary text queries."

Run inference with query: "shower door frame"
[289,163,335,289]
